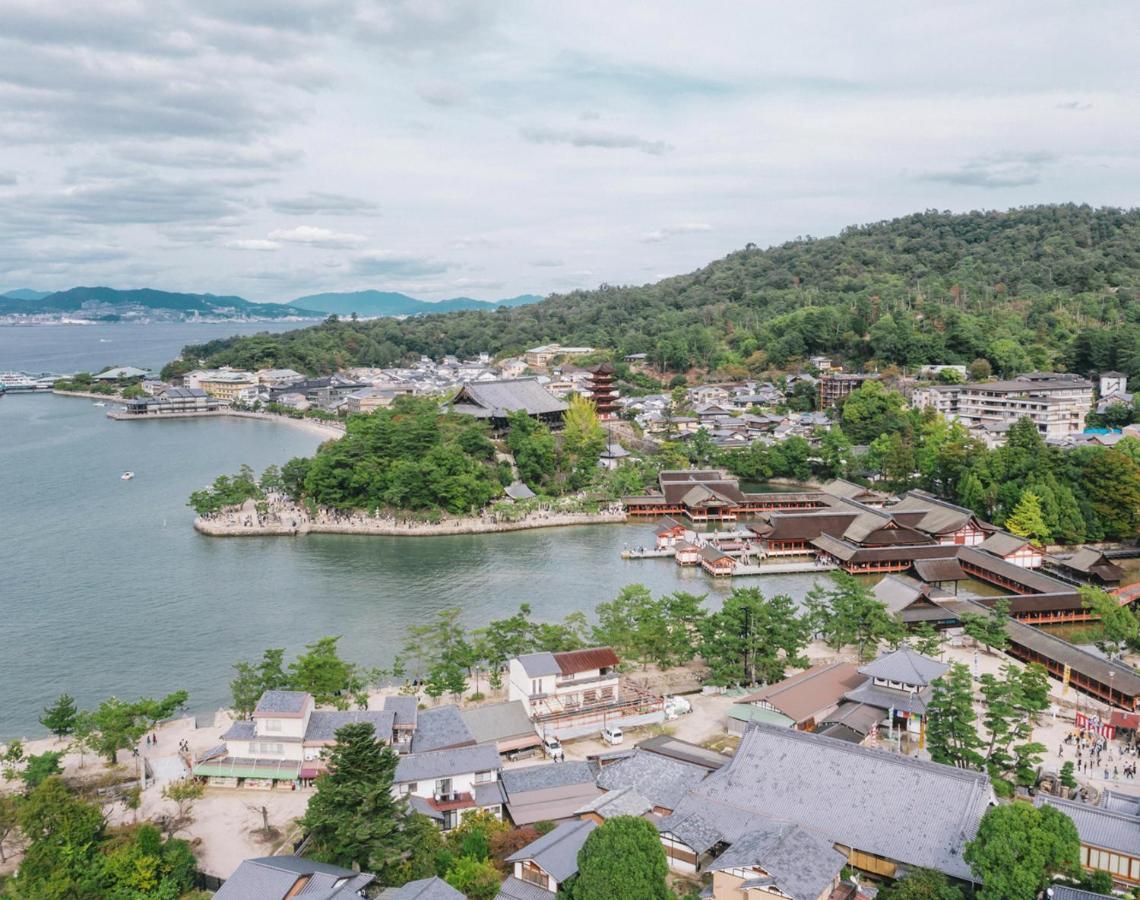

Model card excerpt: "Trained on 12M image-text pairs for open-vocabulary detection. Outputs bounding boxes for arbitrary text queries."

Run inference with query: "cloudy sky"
[1,1,1138,302]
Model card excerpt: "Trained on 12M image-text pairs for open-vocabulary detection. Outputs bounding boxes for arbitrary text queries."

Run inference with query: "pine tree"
[925,663,984,770]
[301,722,423,881]
[1005,490,1051,544]
[39,694,78,739]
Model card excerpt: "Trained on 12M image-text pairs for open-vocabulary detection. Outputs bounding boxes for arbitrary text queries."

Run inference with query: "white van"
[602,724,624,745]
[541,735,564,761]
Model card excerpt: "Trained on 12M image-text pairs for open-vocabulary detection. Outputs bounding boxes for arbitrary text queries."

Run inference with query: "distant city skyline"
[1,1,1138,300]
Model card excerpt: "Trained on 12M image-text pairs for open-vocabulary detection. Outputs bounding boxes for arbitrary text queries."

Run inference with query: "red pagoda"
[587,362,619,419]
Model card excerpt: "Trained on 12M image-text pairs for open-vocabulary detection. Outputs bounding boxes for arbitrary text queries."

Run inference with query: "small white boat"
[93,401,106,407]
[121,471,134,481]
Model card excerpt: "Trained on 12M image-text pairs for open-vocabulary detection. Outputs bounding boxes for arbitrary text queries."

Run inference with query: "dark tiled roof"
[215,856,374,900]
[1036,795,1140,857]
[501,761,597,795]
[858,647,947,687]
[506,819,596,882]
[379,876,466,900]
[596,749,709,811]
[450,378,568,416]
[495,875,556,900]
[517,652,560,678]
[383,696,418,728]
[394,742,501,783]
[708,823,846,900]
[461,701,536,744]
[254,691,309,715]
[304,709,396,742]
[411,705,475,753]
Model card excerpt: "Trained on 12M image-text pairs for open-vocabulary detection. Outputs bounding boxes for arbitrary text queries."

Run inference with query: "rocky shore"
[195,504,628,537]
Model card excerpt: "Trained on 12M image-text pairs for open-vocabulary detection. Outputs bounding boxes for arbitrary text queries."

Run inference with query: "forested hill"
[172,205,1140,380]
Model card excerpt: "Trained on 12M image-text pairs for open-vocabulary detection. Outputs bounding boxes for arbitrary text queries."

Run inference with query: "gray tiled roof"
[221,720,256,741]
[305,709,396,743]
[667,725,993,881]
[843,680,934,716]
[1101,790,1140,817]
[215,856,374,899]
[475,780,506,808]
[656,810,724,854]
[500,761,597,795]
[574,785,651,819]
[383,696,419,728]
[412,705,476,753]
[461,701,535,744]
[1036,795,1140,857]
[858,646,947,687]
[394,742,501,784]
[708,824,846,900]
[451,378,568,416]
[517,651,560,678]
[596,749,709,811]
[379,876,466,900]
[506,819,596,882]
[1048,886,1121,900]
[254,691,309,714]
[494,875,556,900]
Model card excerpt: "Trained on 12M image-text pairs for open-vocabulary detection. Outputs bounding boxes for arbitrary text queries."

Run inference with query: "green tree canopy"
[572,816,671,900]
[964,802,1080,900]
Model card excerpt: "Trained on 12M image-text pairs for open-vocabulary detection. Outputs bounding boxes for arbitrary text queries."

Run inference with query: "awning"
[727,704,795,728]
[192,758,300,781]
[1109,711,1140,730]
[300,767,323,780]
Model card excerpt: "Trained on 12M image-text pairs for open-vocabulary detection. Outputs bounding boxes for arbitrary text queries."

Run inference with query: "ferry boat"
[121,472,135,481]
[0,372,38,392]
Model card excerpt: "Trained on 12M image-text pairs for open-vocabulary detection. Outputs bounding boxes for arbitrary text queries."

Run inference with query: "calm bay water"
[0,320,313,374]
[0,393,826,738]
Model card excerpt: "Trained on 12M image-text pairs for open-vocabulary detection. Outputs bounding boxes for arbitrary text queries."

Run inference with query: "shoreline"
[47,390,346,440]
[195,508,629,538]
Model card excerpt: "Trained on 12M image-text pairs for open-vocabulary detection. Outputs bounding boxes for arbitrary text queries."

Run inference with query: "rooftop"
[506,819,596,883]
[450,378,568,417]
[858,646,948,687]
[708,823,847,900]
[254,690,310,716]
[517,651,561,678]
[552,647,619,675]
[596,748,710,811]
[740,662,864,723]
[411,705,475,753]
[215,856,374,900]
[304,709,396,743]
[1036,795,1140,857]
[394,742,501,784]
[461,701,535,744]
[378,876,466,900]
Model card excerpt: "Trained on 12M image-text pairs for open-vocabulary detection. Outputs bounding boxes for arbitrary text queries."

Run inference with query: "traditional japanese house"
[675,542,702,566]
[655,517,688,549]
[738,661,863,731]
[701,545,736,577]
[1037,795,1140,889]
[1047,548,1126,588]
[978,531,1044,569]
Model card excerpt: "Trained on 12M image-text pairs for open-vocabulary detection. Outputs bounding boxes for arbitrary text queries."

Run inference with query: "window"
[474,771,495,784]
[402,782,417,795]
[264,719,282,732]
[532,679,541,695]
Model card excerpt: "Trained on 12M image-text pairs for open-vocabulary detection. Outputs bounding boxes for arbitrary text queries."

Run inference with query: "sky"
[1,1,1139,302]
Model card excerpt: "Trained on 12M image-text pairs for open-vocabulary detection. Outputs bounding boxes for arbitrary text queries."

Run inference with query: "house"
[393,742,503,830]
[706,824,847,900]
[409,705,477,753]
[701,545,736,577]
[378,876,467,899]
[655,517,688,549]
[1048,548,1125,588]
[595,746,710,815]
[461,701,542,755]
[196,370,259,401]
[575,786,653,823]
[447,378,568,430]
[215,856,374,899]
[1037,795,1140,888]
[872,574,959,627]
[122,387,219,416]
[502,819,597,897]
[841,646,948,738]
[508,647,621,718]
[383,696,418,752]
[887,491,989,546]
[523,344,595,369]
[738,662,863,732]
[675,542,702,566]
[499,357,528,378]
[193,690,396,786]
[656,725,993,880]
[978,531,1044,569]
[500,761,603,826]
[818,373,879,410]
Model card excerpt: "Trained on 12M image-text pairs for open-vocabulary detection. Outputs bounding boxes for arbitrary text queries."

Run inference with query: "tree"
[572,816,671,900]
[699,589,810,687]
[0,792,20,863]
[84,690,189,763]
[1060,760,1077,790]
[1080,585,1139,656]
[840,380,907,444]
[978,663,1050,785]
[39,694,78,739]
[162,779,205,834]
[20,752,63,791]
[97,823,197,898]
[877,867,964,900]
[910,622,946,658]
[1004,489,1050,543]
[301,722,430,883]
[561,394,607,487]
[960,600,1009,655]
[11,776,105,898]
[964,802,1080,900]
[925,663,984,770]
[810,572,903,660]
[290,636,366,709]
[445,855,502,900]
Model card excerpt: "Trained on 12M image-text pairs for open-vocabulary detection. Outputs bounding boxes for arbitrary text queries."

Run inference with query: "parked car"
[601,724,624,745]
[541,735,564,761]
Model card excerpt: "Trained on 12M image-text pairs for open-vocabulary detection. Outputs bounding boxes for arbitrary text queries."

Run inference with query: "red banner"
[1075,711,1116,740]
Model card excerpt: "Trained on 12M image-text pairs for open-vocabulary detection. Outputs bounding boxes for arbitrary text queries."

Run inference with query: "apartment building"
[912,372,1092,442]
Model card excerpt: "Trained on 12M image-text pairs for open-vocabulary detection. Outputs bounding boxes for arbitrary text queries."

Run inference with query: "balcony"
[430,791,475,812]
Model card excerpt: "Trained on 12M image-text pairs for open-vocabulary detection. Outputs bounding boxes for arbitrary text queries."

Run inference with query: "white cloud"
[640,222,712,243]
[226,238,281,251]
[268,225,367,246]
[521,124,672,155]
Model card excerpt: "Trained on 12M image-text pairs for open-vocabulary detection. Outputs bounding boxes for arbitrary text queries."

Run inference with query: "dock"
[621,548,675,559]
[731,561,837,575]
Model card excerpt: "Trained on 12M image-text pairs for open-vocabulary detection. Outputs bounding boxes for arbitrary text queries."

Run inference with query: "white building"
[392,742,503,830]
[911,372,1093,442]
[508,648,622,718]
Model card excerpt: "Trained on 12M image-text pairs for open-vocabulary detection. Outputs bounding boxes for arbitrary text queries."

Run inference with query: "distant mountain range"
[0,286,544,321]
[287,290,543,317]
